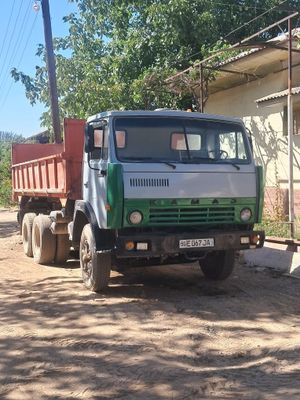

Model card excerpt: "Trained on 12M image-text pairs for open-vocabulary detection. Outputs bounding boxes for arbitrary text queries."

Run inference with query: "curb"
[242,242,300,279]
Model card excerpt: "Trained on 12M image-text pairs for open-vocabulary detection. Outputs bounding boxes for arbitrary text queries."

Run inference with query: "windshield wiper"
[224,161,240,170]
[180,157,213,164]
[214,157,241,170]
[121,156,176,169]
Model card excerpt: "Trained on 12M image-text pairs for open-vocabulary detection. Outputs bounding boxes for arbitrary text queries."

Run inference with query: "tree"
[11,0,300,129]
[0,132,23,206]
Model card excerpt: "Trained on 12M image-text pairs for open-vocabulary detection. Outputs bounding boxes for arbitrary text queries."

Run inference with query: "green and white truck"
[12,110,264,292]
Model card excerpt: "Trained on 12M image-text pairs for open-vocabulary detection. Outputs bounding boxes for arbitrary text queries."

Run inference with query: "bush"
[255,219,291,239]
[0,132,23,206]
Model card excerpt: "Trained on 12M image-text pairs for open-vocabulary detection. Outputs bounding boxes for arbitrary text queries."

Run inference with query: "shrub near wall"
[0,132,23,206]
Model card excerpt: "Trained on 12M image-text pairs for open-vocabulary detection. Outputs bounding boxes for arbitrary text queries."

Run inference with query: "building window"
[283,102,300,135]
[294,103,300,135]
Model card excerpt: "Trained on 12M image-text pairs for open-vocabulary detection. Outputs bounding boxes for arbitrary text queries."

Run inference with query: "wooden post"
[199,64,204,113]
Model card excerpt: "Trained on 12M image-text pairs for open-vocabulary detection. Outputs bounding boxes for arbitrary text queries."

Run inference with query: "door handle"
[84,182,88,187]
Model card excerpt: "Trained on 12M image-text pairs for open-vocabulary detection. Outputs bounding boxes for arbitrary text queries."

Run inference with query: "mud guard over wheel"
[32,215,56,265]
[200,250,235,280]
[80,224,111,292]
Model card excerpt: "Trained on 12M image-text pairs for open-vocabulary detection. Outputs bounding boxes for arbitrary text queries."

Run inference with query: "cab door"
[82,123,109,228]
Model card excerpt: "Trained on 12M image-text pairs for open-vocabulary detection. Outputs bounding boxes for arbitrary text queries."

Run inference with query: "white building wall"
[205,68,300,194]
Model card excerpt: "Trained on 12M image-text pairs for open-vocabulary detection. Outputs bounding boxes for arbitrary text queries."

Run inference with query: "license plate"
[179,238,214,249]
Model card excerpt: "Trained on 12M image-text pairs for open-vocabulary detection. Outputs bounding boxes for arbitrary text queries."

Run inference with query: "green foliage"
[11,0,300,129]
[0,132,23,206]
[255,220,291,239]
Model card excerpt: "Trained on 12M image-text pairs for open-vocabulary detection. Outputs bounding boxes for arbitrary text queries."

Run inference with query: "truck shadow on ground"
[0,263,299,399]
[0,220,19,238]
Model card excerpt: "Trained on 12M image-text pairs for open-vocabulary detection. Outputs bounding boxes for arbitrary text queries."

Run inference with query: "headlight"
[240,208,252,222]
[128,211,143,225]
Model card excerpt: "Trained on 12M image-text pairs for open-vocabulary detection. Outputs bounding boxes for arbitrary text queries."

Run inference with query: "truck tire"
[199,250,235,280]
[22,212,36,257]
[80,224,111,292]
[32,215,56,265]
[55,234,70,265]
[18,210,25,234]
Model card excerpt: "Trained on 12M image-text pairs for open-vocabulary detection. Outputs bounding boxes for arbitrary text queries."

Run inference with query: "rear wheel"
[55,234,70,264]
[200,250,235,280]
[18,210,25,234]
[80,224,111,292]
[32,215,56,264]
[22,212,36,257]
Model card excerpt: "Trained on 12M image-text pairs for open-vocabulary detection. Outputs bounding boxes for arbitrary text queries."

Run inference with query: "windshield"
[114,117,250,164]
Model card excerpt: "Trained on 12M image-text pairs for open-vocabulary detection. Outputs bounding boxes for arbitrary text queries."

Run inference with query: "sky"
[0,0,77,138]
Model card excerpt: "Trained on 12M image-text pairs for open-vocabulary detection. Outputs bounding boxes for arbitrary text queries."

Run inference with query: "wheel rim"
[81,239,92,279]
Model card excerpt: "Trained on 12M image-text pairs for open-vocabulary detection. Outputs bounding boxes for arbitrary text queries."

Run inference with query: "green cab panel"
[106,163,124,229]
[123,197,257,227]
[255,166,264,223]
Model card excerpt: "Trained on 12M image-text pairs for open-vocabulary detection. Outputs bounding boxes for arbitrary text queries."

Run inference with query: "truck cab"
[72,110,264,291]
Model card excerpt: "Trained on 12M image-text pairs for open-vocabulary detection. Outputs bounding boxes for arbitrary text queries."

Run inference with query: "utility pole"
[287,17,294,238]
[39,0,61,143]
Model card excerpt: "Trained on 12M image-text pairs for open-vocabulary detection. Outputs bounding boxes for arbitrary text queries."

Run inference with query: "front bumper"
[115,230,265,258]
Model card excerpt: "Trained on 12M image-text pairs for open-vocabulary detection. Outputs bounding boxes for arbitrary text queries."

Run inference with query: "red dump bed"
[12,118,85,201]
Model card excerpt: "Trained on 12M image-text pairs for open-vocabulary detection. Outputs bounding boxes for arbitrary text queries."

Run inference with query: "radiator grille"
[149,206,235,224]
[129,178,169,187]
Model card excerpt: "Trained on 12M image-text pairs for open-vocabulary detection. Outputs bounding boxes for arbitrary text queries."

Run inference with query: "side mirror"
[84,124,94,153]
[246,128,253,153]
[248,136,253,153]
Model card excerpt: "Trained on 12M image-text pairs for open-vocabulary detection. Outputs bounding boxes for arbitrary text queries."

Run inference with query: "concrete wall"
[205,65,300,215]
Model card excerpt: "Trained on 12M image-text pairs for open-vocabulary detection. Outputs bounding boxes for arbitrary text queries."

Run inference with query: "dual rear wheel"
[21,214,111,292]
[22,214,70,265]
[22,213,36,257]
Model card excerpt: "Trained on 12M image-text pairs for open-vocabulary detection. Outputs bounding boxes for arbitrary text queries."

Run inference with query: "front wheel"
[80,224,111,292]
[199,250,235,280]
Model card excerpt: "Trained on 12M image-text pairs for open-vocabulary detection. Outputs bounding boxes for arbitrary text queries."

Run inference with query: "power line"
[210,0,294,14]
[224,0,289,39]
[0,13,39,110]
[168,0,293,69]
[16,13,39,71]
[0,0,17,60]
[0,0,25,84]
[0,0,32,92]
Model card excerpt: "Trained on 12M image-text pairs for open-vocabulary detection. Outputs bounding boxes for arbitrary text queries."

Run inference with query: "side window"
[237,132,247,159]
[90,125,109,160]
[283,104,300,136]
[219,131,247,160]
[219,132,236,158]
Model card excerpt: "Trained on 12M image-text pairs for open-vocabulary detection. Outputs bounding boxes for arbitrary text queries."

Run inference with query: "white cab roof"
[87,110,244,125]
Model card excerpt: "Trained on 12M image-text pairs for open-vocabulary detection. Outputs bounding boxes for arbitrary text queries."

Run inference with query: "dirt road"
[0,209,299,400]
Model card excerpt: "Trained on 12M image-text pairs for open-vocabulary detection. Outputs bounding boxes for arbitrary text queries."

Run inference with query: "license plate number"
[179,238,214,249]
